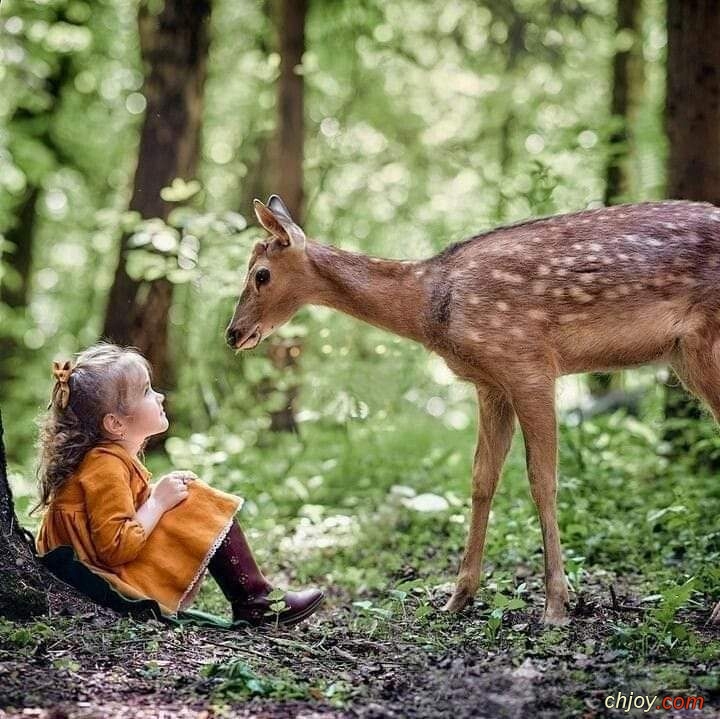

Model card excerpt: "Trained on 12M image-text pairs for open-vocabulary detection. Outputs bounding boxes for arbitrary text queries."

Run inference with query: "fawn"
[226,194,720,625]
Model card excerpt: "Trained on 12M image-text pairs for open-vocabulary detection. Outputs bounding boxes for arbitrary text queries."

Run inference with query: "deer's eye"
[255,267,271,288]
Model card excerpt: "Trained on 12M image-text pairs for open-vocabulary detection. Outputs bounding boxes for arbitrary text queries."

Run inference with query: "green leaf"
[160,178,202,202]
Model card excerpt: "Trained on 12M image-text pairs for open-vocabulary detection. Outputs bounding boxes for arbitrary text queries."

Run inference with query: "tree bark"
[274,0,307,223]
[604,0,644,206]
[663,0,720,461]
[102,0,211,390]
[0,409,99,621]
[264,0,308,433]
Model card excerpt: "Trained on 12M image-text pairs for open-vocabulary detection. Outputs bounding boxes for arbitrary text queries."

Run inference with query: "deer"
[226,194,720,625]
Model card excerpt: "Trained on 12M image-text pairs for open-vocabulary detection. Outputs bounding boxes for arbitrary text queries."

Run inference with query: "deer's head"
[225,195,308,350]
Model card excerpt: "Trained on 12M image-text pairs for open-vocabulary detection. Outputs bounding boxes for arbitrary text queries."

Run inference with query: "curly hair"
[32,343,151,514]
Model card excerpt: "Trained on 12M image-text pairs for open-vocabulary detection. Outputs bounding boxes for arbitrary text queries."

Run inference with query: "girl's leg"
[208,520,324,626]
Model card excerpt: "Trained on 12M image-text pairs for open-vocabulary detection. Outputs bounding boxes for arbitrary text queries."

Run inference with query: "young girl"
[34,343,323,626]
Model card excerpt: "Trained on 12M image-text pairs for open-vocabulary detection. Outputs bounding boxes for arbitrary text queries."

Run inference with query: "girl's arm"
[132,495,165,536]
[133,471,196,536]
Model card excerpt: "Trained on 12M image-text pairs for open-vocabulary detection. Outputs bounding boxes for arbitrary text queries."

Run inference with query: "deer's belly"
[552,299,700,374]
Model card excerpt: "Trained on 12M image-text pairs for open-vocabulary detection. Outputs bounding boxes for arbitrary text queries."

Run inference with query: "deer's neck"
[306,241,429,344]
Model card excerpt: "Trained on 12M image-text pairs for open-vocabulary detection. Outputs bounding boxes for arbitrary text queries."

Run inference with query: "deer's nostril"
[226,328,239,347]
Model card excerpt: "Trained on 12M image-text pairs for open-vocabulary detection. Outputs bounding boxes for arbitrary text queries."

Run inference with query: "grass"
[5,396,720,716]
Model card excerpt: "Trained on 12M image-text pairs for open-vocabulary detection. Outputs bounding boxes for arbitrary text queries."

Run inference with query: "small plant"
[264,588,289,628]
[485,592,527,642]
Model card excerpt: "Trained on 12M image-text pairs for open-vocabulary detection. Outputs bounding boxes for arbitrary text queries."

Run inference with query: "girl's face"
[111,369,168,446]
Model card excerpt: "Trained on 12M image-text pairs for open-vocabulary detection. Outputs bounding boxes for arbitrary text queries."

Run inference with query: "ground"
[3,406,720,717]
[1,571,718,719]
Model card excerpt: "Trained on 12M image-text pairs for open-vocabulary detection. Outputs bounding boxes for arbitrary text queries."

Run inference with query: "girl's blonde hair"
[33,343,151,513]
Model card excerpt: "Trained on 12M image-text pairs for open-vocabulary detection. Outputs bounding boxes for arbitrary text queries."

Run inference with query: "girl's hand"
[153,471,198,511]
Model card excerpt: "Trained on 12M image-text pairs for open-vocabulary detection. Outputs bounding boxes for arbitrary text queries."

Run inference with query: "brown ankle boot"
[208,520,324,627]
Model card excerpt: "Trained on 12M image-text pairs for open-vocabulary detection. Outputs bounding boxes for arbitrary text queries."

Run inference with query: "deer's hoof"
[542,606,570,626]
[442,587,474,613]
[710,601,720,624]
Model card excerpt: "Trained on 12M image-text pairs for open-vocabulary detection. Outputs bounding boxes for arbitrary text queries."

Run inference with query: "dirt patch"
[1,582,718,719]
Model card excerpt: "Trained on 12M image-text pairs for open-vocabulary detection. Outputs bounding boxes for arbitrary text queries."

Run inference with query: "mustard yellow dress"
[36,443,243,615]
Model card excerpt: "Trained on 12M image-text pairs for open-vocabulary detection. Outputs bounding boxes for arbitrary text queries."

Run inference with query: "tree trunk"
[264,0,308,433]
[102,0,211,390]
[0,409,98,621]
[604,0,644,206]
[274,0,307,222]
[663,0,720,461]
[0,187,39,310]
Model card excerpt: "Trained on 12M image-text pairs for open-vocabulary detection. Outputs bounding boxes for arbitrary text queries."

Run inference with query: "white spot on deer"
[579,274,594,284]
[572,243,583,251]
[650,277,664,287]
[603,289,619,300]
[569,286,593,303]
[617,253,629,261]
[617,284,631,295]
[538,265,550,276]
[468,295,480,305]
[552,287,565,298]
[467,261,478,270]
[601,256,612,265]
[646,238,662,247]
[550,257,562,266]
[631,253,645,263]
[528,309,546,321]
[531,280,547,295]
[632,282,644,291]
[679,276,697,286]
[559,312,588,324]
[556,268,568,277]
[561,256,576,266]
[489,316,503,328]
[414,268,426,277]
[496,301,509,311]
[492,269,524,284]
[509,327,525,339]
[708,256,720,268]
[589,243,602,252]
[587,255,598,262]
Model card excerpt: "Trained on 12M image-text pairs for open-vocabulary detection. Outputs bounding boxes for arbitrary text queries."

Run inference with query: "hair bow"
[50,360,73,409]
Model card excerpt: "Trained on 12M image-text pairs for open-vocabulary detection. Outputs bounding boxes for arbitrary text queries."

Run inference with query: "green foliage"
[201,657,349,704]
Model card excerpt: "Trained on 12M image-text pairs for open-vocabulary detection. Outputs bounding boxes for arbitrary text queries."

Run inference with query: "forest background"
[0,0,718,716]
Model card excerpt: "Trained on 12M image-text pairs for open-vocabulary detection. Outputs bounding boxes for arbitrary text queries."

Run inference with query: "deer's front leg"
[712,601,720,623]
[443,388,515,613]
[512,381,570,625]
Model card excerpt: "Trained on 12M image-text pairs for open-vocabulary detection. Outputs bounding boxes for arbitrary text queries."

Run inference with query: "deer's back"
[432,201,720,377]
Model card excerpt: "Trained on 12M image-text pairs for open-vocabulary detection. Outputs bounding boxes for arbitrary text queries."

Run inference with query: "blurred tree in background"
[661,0,720,466]
[102,0,212,391]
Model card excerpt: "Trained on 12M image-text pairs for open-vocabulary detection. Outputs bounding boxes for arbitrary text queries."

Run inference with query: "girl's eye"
[255,268,271,288]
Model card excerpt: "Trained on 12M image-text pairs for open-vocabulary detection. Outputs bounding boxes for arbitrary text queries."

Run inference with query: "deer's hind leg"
[443,387,516,613]
[670,323,720,623]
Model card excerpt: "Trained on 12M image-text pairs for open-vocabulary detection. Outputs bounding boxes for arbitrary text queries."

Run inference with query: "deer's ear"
[267,194,292,219]
[253,197,306,250]
[254,199,286,237]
